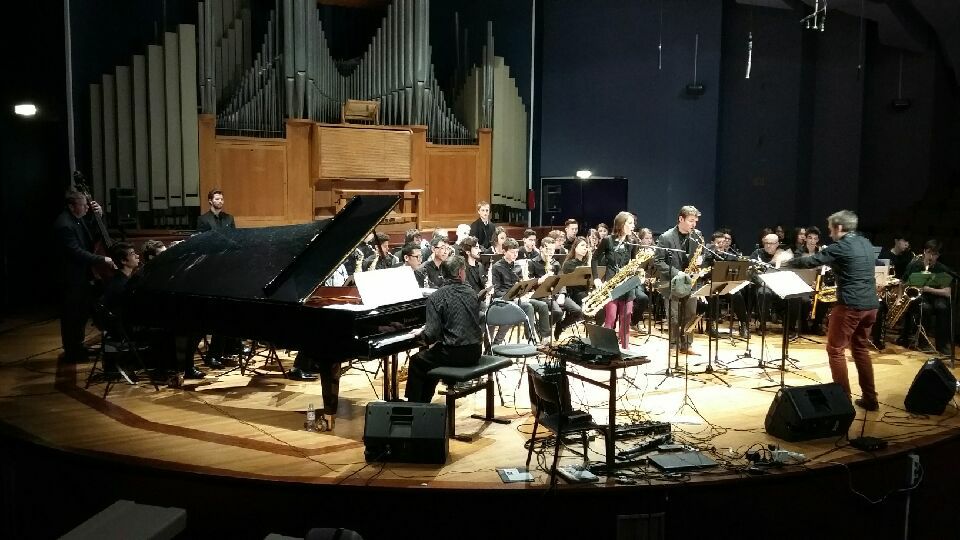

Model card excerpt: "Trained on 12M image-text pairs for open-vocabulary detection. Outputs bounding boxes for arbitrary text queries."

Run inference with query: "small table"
[542,348,651,469]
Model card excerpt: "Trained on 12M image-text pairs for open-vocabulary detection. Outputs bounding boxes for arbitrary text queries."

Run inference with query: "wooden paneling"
[215,137,287,225]
[196,119,491,229]
[286,120,313,223]
[425,146,478,216]
[314,123,411,180]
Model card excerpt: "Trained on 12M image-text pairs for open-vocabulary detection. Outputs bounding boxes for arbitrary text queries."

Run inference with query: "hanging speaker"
[904,359,957,415]
[765,383,855,442]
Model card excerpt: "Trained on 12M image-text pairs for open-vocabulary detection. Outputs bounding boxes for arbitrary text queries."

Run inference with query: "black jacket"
[197,210,236,232]
[54,209,106,285]
[788,232,879,310]
[469,218,496,249]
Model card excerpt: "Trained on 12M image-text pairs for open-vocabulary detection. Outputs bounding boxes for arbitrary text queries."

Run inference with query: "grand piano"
[128,195,424,399]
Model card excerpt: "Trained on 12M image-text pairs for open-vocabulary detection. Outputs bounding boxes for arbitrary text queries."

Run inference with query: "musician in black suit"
[423,236,453,288]
[398,242,428,287]
[469,201,496,249]
[196,189,236,232]
[405,255,483,403]
[55,189,116,363]
[654,205,703,354]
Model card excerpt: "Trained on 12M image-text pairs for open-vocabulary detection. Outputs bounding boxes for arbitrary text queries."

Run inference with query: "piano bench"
[430,355,513,441]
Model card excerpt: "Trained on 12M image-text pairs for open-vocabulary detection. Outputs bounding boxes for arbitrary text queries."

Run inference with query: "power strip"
[556,466,599,483]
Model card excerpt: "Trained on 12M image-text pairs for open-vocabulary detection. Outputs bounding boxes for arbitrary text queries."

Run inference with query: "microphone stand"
[650,244,703,389]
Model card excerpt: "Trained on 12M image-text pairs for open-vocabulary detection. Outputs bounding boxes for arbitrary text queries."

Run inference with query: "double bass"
[72,171,116,280]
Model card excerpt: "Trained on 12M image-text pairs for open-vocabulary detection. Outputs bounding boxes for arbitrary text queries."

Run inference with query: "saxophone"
[581,248,654,317]
[685,241,705,289]
[353,247,365,274]
[886,285,920,328]
[367,249,380,272]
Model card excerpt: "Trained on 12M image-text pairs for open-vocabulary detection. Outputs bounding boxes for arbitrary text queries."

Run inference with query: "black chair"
[524,365,600,485]
[485,300,541,403]
[427,355,513,441]
[86,303,159,398]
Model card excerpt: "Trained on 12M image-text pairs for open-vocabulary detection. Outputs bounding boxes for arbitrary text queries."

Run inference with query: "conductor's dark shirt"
[788,232,878,310]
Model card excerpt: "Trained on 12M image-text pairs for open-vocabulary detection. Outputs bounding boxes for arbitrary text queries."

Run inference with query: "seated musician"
[629,228,659,333]
[796,226,827,335]
[749,233,793,328]
[423,236,453,288]
[363,232,399,270]
[394,228,421,259]
[880,232,913,279]
[897,240,953,355]
[518,229,540,260]
[562,237,591,309]
[703,230,749,338]
[795,226,820,256]
[530,236,582,339]
[140,239,166,265]
[491,238,552,344]
[405,255,483,403]
[549,230,568,255]
[420,229,449,263]
[485,226,508,255]
[791,227,807,254]
[460,237,489,299]
[469,201,496,249]
[597,223,609,242]
[454,223,471,247]
[100,243,188,379]
[594,212,644,349]
[398,242,427,287]
[562,219,579,252]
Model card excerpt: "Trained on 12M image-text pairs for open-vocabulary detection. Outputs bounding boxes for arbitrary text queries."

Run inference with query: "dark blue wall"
[537,0,723,234]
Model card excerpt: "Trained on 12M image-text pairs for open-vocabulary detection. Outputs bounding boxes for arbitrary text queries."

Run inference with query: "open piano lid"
[134,195,400,303]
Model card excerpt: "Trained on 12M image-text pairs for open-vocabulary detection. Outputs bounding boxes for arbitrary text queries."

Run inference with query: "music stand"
[690,261,749,386]
[502,278,539,302]
[531,275,561,300]
[756,270,814,390]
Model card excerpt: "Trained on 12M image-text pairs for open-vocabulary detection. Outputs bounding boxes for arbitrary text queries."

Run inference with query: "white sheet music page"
[758,270,814,299]
[353,265,422,307]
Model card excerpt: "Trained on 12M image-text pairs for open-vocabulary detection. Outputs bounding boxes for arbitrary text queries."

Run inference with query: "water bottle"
[305,403,316,431]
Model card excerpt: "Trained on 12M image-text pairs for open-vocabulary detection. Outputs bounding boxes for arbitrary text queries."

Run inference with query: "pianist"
[405,255,483,403]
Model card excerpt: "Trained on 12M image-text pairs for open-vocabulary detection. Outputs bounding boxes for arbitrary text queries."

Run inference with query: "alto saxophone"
[685,241,704,289]
[581,248,654,317]
[354,247,365,274]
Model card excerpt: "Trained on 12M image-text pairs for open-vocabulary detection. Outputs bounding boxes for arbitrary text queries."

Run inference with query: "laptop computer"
[584,324,643,359]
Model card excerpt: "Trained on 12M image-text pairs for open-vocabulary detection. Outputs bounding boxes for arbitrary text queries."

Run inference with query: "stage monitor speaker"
[765,383,855,442]
[363,401,448,464]
[904,359,957,415]
[110,187,138,228]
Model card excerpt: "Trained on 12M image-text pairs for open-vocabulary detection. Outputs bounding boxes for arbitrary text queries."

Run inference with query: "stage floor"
[1,315,958,490]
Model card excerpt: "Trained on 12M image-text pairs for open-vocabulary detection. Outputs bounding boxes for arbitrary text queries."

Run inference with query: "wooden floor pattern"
[1,316,958,490]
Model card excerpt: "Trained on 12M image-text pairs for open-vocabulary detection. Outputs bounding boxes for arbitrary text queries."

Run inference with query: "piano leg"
[382,353,401,401]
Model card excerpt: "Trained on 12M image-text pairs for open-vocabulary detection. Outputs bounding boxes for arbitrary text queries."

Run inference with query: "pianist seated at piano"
[405,255,483,403]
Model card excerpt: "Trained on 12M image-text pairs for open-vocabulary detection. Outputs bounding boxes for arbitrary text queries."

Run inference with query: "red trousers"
[826,304,878,403]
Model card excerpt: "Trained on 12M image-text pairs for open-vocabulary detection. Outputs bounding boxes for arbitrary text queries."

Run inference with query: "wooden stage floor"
[1,315,958,491]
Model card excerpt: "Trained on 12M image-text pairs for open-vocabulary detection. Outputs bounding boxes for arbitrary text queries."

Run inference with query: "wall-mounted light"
[14,104,38,117]
[576,170,592,180]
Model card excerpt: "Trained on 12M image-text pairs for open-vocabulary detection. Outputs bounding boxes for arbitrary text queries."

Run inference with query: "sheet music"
[758,270,814,299]
[353,265,422,307]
